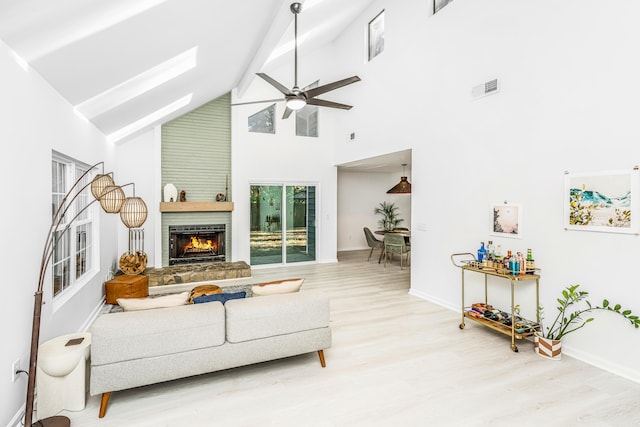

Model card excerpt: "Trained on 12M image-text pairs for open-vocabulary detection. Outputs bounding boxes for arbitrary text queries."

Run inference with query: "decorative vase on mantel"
[534,332,562,360]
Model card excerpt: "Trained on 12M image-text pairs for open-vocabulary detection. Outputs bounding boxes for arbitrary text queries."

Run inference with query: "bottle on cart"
[495,244,503,265]
[509,252,518,275]
[526,248,536,274]
[504,250,512,273]
[518,252,526,275]
[487,241,495,259]
[477,242,486,263]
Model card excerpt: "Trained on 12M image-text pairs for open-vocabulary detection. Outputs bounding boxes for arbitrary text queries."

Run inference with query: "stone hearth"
[144,261,251,287]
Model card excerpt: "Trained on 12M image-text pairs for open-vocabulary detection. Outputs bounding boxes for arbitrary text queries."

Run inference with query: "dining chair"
[392,227,410,247]
[383,233,411,269]
[363,227,384,261]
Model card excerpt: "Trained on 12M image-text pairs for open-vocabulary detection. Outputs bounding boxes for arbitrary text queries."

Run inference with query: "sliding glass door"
[250,184,316,266]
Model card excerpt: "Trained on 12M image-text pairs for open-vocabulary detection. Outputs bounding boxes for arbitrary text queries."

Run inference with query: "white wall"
[337,170,412,251]
[0,41,118,425]
[328,0,640,382]
[114,129,159,266]
[231,50,343,264]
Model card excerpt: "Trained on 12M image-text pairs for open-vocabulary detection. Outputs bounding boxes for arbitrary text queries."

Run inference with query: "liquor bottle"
[477,242,486,263]
[526,248,536,274]
[518,252,526,275]
[509,252,518,275]
[504,250,512,273]
[487,241,495,259]
[495,244,503,265]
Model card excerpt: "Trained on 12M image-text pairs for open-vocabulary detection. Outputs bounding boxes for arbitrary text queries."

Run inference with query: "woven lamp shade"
[100,185,125,213]
[120,197,148,228]
[90,174,115,200]
[386,176,411,194]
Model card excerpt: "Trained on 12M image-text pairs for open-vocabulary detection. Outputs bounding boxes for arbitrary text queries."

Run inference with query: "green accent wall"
[161,93,232,265]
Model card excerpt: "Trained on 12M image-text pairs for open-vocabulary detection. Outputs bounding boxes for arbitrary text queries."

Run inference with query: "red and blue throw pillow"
[192,291,246,304]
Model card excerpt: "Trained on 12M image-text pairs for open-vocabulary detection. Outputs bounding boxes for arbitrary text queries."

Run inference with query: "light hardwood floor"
[63,250,640,427]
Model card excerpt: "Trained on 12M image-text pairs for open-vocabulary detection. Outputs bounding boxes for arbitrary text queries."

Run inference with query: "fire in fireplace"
[169,224,225,265]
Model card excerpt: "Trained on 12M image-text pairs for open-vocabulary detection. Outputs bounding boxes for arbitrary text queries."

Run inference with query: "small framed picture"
[434,0,454,14]
[564,168,639,234]
[491,202,523,239]
[368,10,385,61]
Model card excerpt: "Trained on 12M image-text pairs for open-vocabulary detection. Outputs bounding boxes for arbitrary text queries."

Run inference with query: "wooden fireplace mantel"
[159,202,234,212]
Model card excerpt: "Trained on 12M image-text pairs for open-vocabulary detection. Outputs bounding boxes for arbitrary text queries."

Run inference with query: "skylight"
[107,93,193,144]
[75,46,198,120]
[21,0,169,62]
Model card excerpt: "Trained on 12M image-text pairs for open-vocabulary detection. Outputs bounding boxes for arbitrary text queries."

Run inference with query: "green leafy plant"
[374,202,404,231]
[538,284,640,340]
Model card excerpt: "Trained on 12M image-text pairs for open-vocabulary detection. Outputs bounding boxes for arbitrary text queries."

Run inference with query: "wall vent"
[472,78,499,100]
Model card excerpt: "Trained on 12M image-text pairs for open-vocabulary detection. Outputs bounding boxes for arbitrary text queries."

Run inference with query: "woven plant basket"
[534,333,562,360]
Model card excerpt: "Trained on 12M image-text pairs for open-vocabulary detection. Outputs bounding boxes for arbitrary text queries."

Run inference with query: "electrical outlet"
[11,358,20,383]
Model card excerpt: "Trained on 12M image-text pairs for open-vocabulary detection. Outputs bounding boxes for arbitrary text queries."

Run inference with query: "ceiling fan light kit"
[251,2,361,119]
[285,92,306,110]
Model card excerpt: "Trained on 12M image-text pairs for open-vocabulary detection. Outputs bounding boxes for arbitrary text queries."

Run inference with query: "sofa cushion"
[193,291,246,304]
[117,291,190,311]
[91,302,226,365]
[251,278,304,296]
[225,291,330,343]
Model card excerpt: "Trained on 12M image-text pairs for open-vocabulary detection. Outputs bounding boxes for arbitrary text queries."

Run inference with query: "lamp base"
[33,416,71,427]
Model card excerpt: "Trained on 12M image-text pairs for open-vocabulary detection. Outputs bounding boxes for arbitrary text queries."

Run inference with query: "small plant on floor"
[538,284,640,340]
[374,202,404,231]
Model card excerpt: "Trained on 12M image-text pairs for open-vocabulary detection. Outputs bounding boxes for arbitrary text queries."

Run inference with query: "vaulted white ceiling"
[0,0,377,143]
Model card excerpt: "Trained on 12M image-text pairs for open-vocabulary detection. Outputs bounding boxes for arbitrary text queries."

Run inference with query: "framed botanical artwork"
[491,202,523,239]
[564,168,639,234]
[368,10,385,61]
[434,0,454,14]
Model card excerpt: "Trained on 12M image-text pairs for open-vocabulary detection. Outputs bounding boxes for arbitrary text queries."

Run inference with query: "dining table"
[374,229,411,264]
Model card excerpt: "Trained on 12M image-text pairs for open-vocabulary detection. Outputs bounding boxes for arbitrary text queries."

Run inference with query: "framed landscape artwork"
[491,202,523,239]
[434,0,454,14]
[368,10,385,61]
[564,168,639,234]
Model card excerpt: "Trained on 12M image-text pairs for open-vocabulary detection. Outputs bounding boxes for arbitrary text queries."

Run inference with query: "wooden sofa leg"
[317,350,326,368]
[99,392,111,418]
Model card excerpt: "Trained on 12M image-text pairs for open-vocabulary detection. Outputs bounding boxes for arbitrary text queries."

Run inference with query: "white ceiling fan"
[234,2,361,119]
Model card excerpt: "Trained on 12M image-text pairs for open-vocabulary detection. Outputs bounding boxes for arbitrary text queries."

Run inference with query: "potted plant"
[535,284,639,360]
[374,202,404,231]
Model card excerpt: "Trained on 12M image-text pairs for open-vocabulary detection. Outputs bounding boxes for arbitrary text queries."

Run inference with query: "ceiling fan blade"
[282,106,294,119]
[303,76,361,98]
[231,98,283,107]
[306,98,353,110]
[256,73,291,95]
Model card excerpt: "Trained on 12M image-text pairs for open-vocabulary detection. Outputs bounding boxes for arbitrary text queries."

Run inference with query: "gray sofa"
[89,290,331,418]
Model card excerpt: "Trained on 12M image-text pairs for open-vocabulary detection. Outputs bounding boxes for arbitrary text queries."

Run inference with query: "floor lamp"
[25,162,131,426]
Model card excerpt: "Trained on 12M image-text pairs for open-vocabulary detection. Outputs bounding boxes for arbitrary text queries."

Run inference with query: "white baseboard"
[408,287,458,313]
[409,287,640,385]
[7,403,24,427]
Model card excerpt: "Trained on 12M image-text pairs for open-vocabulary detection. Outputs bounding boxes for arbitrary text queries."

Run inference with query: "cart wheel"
[459,323,465,329]
[511,344,518,352]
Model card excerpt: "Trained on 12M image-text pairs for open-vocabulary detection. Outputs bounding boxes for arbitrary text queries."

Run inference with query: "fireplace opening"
[169,224,225,265]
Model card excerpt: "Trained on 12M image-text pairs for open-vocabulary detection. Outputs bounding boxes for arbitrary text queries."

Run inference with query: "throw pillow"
[189,284,222,304]
[251,278,304,297]
[117,291,190,311]
[193,291,246,304]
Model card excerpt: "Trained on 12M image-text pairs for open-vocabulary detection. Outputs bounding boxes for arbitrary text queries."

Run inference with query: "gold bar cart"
[451,252,540,352]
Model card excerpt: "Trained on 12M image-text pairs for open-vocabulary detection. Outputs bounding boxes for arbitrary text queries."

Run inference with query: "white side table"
[37,332,91,419]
